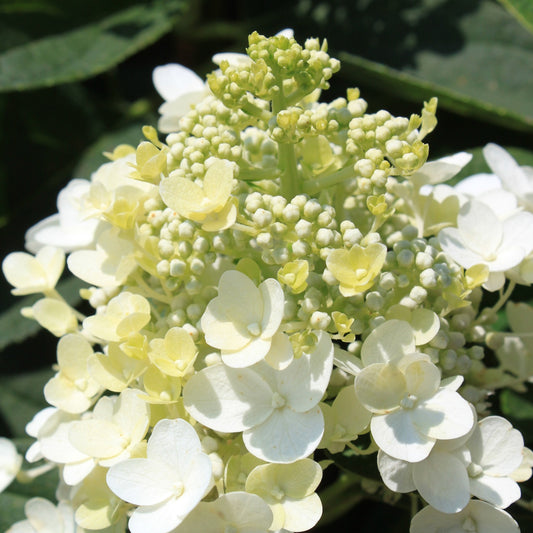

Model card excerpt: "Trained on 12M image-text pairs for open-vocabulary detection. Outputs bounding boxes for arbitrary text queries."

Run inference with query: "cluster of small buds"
[243,192,342,265]
[165,96,245,176]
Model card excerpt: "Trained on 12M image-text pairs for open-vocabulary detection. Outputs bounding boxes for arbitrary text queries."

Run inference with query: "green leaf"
[0,368,53,437]
[337,0,533,132]
[0,275,86,351]
[0,1,187,92]
[498,0,533,33]
[500,388,533,420]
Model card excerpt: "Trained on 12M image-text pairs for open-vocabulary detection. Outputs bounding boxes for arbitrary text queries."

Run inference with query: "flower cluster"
[2,30,533,533]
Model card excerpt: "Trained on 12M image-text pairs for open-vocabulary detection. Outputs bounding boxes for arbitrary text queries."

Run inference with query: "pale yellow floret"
[31,298,78,337]
[326,242,387,296]
[148,327,198,377]
[277,260,309,294]
[44,334,102,414]
[245,459,323,532]
[83,292,151,343]
[159,159,237,231]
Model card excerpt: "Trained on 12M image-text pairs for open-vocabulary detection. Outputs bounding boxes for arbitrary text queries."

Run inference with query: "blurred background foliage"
[1,0,533,530]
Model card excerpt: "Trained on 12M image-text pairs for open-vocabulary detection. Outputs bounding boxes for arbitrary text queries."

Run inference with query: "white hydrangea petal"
[355,363,406,413]
[478,189,517,218]
[152,64,205,102]
[212,52,252,67]
[112,388,150,441]
[412,450,470,513]
[201,297,251,351]
[333,346,363,375]
[438,227,485,269]
[470,474,521,508]
[404,359,441,400]
[69,419,124,458]
[243,406,324,463]
[264,331,294,370]
[455,172,502,196]
[501,211,533,257]
[371,410,435,462]
[259,278,285,338]
[222,337,272,368]
[214,492,274,530]
[410,500,520,533]
[25,497,62,533]
[158,113,183,134]
[159,91,204,118]
[62,458,96,486]
[486,246,526,272]
[183,365,273,432]
[106,458,176,505]
[483,143,530,196]
[377,450,415,492]
[44,377,93,414]
[282,493,322,532]
[457,201,502,257]
[277,331,333,412]
[179,453,214,508]
[128,497,184,533]
[0,438,22,492]
[413,152,472,186]
[361,320,415,365]
[484,271,506,291]
[414,389,474,440]
[332,384,372,436]
[147,419,203,474]
[468,416,523,475]
[410,309,440,345]
[218,270,263,325]
[39,421,88,464]
[174,493,273,533]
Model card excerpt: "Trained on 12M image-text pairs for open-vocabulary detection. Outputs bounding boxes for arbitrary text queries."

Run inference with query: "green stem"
[302,165,355,195]
[132,273,173,304]
[278,142,299,199]
[491,280,516,315]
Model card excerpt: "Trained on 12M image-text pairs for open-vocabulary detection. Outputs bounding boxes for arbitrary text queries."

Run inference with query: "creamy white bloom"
[67,227,136,288]
[466,416,524,508]
[410,500,520,533]
[356,321,473,462]
[357,356,473,462]
[483,143,533,212]
[0,438,22,493]
[438,199,533,291]
[319,384,372,454]
[201,270,291,368]
[378,415,524,513]
[2,246,64,296]
[152,64,207,133]
[106,418,212,533]
[172,492,273,533]
[25,179,101,254]
[68,389,150,468]
[245,459,323,532]
[24,408,95,486]
[183,331,333,463]
[6,498,84,533]
[44,334,102,414]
